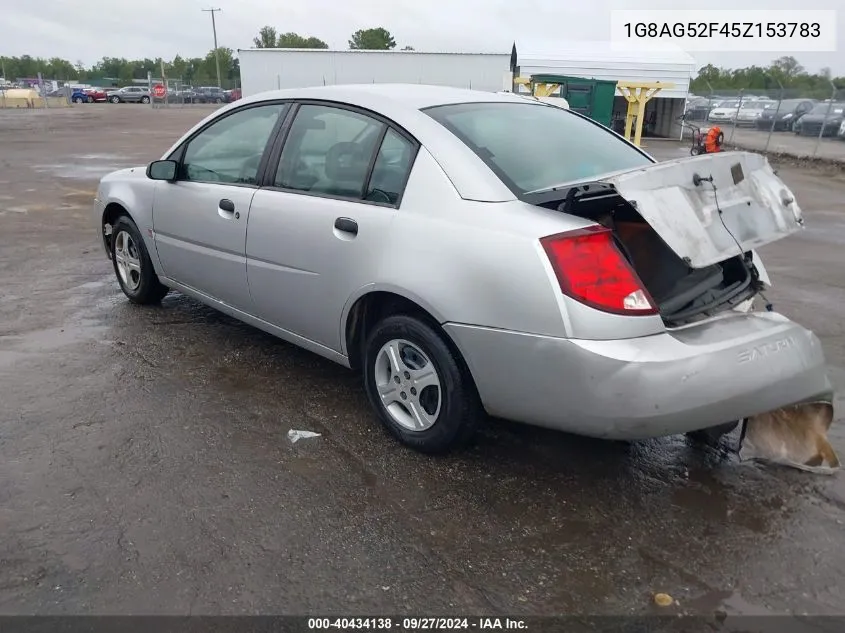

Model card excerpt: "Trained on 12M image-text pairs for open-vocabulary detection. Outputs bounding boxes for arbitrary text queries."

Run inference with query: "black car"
[793,102,845,137]
[755,99,816,131]
[194,86,228,103]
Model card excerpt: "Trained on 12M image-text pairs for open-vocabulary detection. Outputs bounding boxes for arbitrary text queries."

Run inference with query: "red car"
[72,88,108,103]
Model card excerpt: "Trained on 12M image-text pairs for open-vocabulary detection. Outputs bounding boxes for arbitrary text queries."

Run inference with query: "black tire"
[110,95,120,103]
[141,96,150,104]
[686,420,740,446]
[717,131,725,145]
[109,216,169,305]
[72,96,83,104]
[363,314,482,454]
[214,97,223,104]
[690,146,702,156]
[86,95,94,103]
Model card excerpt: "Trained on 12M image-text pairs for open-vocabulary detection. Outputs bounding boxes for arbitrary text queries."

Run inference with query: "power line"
[201,7,222,88]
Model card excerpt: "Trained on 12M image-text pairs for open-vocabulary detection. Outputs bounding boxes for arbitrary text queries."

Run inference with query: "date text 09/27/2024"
[307,617,528,630]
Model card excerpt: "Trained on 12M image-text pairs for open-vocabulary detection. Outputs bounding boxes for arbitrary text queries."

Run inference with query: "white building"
[238,49,510,95]
[237,44,696,138]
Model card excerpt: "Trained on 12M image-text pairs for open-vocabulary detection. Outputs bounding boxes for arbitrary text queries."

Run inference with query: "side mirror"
[147,159,178,181]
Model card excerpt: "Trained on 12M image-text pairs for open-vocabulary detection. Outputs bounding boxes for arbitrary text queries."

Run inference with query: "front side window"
[425,101,652,195]
[275,104,385,199]
[181,103,287,185]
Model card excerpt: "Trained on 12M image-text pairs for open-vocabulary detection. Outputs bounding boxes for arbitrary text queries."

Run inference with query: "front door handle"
[219,199,235,213]
[334,217,358,235]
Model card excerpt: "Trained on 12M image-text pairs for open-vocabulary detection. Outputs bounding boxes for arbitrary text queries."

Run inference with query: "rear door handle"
[219,198,235,213]
[334,217,358,235]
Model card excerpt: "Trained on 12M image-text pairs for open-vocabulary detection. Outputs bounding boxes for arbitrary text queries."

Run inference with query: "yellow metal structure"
[512,76,560,98]
[616,81,673,147]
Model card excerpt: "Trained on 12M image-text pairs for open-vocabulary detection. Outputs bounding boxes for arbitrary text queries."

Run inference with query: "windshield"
[424,102,651,194]
[809,103,845,115]
[718,101,739,109]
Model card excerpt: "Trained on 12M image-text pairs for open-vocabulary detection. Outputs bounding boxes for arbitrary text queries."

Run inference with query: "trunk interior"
[535,186,764,327]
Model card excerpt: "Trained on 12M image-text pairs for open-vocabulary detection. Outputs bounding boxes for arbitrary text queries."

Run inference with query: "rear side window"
[365,129,415,205]
[425,102,651,195]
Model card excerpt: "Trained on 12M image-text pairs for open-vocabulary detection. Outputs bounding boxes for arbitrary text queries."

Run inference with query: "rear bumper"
[445,312,832,440]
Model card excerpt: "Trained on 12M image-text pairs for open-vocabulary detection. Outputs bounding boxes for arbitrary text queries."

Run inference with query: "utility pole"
[202,7,222,88]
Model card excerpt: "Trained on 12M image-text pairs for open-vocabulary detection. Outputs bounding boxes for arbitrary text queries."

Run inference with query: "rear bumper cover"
[445,312,832,440]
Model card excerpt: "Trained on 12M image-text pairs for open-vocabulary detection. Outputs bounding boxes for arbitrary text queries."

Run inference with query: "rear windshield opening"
[424,101,652,195]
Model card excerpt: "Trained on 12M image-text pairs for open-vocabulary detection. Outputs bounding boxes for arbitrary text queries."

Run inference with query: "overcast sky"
[3,0,843,74]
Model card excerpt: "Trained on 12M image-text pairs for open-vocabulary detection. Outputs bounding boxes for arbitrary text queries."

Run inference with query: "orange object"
[704,126,722,153]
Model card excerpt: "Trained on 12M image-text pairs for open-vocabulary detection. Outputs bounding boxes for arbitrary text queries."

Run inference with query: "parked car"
[734,100,776,126]
[707,100,741,123]
[792,102,845,137]
[683,96,713,122]
[107,86,151,104]
[72,87,108,103]
[224,87,242,102]
[93,85,831,453]
[755,99,816,131]
[194,86,228,103]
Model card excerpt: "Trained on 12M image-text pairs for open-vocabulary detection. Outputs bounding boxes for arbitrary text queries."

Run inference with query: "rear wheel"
[690,146,702,156]
[86,95,94,103]
[363,315,481,454]
[141,96,150,104]
[109,216,169,305]
[686,421,740,446]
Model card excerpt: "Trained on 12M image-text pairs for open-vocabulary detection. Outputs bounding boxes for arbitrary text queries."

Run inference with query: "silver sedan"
[93,84,832,453]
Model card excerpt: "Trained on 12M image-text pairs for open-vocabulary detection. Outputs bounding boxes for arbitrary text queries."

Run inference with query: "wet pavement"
[1,107,844,617]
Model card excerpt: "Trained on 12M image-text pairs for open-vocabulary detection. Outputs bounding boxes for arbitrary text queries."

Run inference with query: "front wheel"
[72,96,83,104]
[363,315,482,453]
[109,216,169,305]
[690,146,702,156]
[110,96,120,103]
[86,95,94,103]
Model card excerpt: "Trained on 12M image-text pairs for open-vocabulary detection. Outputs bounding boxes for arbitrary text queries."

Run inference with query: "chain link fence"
[683,86,845,161]
[147,74,242,109]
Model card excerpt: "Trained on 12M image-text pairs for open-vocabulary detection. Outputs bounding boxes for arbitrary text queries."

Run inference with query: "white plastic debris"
[287,429,321,444]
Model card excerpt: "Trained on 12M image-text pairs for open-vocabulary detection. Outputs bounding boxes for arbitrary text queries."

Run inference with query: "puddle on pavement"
[32,155,138,180]
[0,319,110,369]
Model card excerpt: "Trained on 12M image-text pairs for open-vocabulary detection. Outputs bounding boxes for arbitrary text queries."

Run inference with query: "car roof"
[241,83,529,111]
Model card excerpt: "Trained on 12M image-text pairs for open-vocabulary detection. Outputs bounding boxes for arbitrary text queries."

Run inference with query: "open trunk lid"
[597,151,803,268]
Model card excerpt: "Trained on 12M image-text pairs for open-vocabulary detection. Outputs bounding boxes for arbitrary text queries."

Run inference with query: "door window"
[275,104,385,200]
[181,103,287,185]
[365,128,415,205]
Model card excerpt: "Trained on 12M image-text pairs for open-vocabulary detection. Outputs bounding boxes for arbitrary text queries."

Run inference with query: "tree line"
[1,49,241,88]
[690,56,845,97]
[251,26,414,51]
[0,26,411,87]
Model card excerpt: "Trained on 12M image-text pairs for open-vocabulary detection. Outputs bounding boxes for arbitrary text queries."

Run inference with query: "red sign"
[152,84,166,99]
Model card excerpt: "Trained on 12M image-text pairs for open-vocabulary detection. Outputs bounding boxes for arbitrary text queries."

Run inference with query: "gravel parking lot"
[1,105,844,618]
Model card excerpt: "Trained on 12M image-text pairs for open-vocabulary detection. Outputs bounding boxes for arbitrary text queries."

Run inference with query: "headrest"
[325,142,368,182]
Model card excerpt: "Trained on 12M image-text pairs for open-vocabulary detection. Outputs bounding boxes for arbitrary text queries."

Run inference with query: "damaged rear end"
[526,152,836,460]
[528,151,800,327]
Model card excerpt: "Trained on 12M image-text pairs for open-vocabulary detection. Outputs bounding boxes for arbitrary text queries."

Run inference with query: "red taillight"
[541,225,658,316]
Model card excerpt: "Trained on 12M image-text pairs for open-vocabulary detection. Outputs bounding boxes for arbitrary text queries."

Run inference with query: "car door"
[152,102,289,310]
[246,102,418,351]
